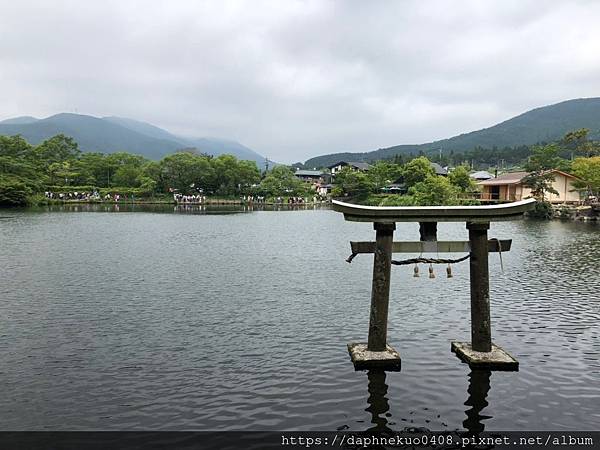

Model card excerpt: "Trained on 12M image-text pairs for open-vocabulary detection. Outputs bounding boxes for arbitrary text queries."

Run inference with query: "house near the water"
[478,170,582,203]
[293,169,332,196]
[294,169,327,182]
[328,161,371,176]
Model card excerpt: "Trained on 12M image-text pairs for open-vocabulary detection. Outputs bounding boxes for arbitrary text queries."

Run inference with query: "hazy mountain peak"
[0,116,39,125]
[0,112,268,167]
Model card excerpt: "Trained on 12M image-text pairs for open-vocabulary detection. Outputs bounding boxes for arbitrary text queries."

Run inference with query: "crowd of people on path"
[44,191,131,202]
[44,191,328,205]
[45,191,100,201]
[242,195,266,203]
[174,193,206,203]
[273,196,318,204]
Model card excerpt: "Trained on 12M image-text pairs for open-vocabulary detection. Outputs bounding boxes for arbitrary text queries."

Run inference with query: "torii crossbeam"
[332,198,536,371]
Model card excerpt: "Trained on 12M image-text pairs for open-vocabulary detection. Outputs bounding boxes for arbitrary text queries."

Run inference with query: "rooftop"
[478,171,529,186]
[470,170,494,180]
[431,162,448,176]
[328,161,371,171]
[478,169,578,186]
[294,170,323,177]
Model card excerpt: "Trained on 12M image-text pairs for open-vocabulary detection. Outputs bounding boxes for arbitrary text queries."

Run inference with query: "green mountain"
[303,97,600,168]
[0,113,268,167]
[102,116,268,165]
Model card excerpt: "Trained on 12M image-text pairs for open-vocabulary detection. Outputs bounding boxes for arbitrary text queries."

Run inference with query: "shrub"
[0,175,33,206]
[527,200,553,219]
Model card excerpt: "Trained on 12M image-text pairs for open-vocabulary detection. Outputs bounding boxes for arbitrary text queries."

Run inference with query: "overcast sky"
[1,0,599,163]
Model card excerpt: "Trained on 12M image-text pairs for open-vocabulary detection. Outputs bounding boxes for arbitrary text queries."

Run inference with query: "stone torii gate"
[332,198,536,371]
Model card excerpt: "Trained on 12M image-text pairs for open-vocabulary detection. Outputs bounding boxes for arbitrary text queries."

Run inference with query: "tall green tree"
[563,128,599,157]
[331,166,371,198]
[211,154,259,195]
[409,176,460,206]
[402,156,435,188]
[34,134,80,168]
[76,153,111,186]
[47,161,80,186]
[448,165,476,192]
[571,156,600,198]
[367,161,402,191]
[159,152,213,193]
[522,144,564,201]
[0,135,41,205]
[259,166,307,197]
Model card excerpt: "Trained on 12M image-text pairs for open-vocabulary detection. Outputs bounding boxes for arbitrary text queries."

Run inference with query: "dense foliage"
[572,156,600,197]
[332,156,477,206]
[0,134,289,206]
[258,166,312,197]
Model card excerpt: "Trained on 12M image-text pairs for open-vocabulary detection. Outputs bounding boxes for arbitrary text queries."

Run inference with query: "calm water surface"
[0,205,599,431]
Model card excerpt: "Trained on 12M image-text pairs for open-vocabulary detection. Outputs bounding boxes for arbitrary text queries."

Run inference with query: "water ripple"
[0,208,598,430]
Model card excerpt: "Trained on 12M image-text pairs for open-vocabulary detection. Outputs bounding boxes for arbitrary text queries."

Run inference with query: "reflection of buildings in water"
[463,369,492,434]
[365,370,393,435]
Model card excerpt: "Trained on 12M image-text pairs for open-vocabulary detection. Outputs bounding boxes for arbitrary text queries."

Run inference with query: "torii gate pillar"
[451,221,518,370]
[348,222,401,371]
[467,222,492,352]
[367,222,395,351]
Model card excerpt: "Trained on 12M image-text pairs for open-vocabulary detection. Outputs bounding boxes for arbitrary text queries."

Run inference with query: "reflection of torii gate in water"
[360,368,494,433]
[332,198,536,371]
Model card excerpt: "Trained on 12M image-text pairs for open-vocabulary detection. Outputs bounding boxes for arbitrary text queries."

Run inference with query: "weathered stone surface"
[367,222,395,351]
[451,341,518,371]
[348,342,401,371]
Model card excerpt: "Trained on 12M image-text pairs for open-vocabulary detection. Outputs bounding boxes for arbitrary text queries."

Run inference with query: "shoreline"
[28,199,332,207]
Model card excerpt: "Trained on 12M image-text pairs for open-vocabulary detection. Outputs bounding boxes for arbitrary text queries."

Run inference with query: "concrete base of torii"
[347,343,401,371]
[451,341,519,371]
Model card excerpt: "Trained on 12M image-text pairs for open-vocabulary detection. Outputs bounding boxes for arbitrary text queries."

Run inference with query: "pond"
[0,205,599,431]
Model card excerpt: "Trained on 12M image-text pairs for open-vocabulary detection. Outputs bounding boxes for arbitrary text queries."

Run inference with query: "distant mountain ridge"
[0,113,268,167]
[303,98,600,168]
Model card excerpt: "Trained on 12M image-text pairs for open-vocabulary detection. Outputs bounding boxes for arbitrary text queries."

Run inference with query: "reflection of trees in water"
[463,369,492,434]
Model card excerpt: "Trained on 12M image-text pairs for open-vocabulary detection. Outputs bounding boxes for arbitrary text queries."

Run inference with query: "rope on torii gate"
[345,238,504,275]
[390,254,470,265]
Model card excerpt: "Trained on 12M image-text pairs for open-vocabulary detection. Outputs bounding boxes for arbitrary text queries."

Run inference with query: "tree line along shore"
[0,134,323,207]
[1,129,599,218]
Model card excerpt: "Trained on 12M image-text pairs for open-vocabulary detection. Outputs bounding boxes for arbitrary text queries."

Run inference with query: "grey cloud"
[1,0,599,162]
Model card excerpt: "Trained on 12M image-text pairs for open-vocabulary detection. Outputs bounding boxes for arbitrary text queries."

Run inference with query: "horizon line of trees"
[0,134,314,206]
[2,128,599,207]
